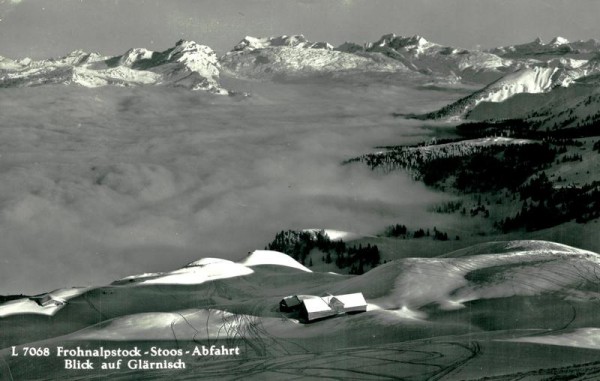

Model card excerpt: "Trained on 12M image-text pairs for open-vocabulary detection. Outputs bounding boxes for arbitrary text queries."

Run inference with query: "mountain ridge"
[0,39,228,93]
[3,33,600,92]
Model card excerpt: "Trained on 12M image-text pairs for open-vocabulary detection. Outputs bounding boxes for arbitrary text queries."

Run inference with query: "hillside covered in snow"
[417,59,600,120]
[2,241,600,379]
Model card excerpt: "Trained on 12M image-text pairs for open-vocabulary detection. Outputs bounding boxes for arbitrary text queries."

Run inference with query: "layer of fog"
[0,76,467,293]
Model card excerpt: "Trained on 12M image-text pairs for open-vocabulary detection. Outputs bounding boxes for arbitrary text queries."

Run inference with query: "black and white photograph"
[1,0,600,379]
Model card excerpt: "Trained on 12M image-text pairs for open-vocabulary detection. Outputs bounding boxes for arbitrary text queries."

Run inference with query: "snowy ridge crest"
[367,34,431,51]
[422,58,600,120]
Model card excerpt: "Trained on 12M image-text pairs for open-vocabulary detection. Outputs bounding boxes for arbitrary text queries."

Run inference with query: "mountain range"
[490,36,600,59]
[3,34,600,107]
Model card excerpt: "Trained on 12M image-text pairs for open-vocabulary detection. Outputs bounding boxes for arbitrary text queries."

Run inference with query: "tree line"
[265,230,380,275]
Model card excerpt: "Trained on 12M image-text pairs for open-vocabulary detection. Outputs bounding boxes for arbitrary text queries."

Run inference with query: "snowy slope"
[420,62,600,119]
[8,240,596,322]
[116,249,311,285]
[240,250,312,272]
[69,309,265,341]
[424,66,563,119]
[84,240,600,315]
[138,260,254,285]
[0,40,228,93]
[332,240,600,311]
[440,240,590,258]
[507,328,600,350]
[0,287,89,317]
[466,72,600,127]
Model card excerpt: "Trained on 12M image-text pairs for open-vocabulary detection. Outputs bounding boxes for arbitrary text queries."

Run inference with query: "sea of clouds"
[0,75,466,293]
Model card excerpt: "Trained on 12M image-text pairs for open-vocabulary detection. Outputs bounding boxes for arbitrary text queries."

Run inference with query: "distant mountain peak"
[118,47,154,67]
[233,35,333,52]
[172,39,210,53]
[550,36,570,46]
[369,34,431,50]
[167,39,220,68]
[55,50,103,65]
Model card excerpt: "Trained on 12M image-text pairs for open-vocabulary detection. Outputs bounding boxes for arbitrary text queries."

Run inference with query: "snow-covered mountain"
[0,40,229,93]
[233,35,334,52]
[6,34,600,94]
[3,33,600,102]
[466,72,600,128]
[351,33,521,84]
[0,55,22,70]
[490,36,600,60]
[220,34,409,80]
[219,33,524,84]
[221,33,600,86]
[418,57,600,120]
[419,66,567,119]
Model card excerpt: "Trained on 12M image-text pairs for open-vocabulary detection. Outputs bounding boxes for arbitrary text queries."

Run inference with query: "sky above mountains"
[0,0,598,59]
